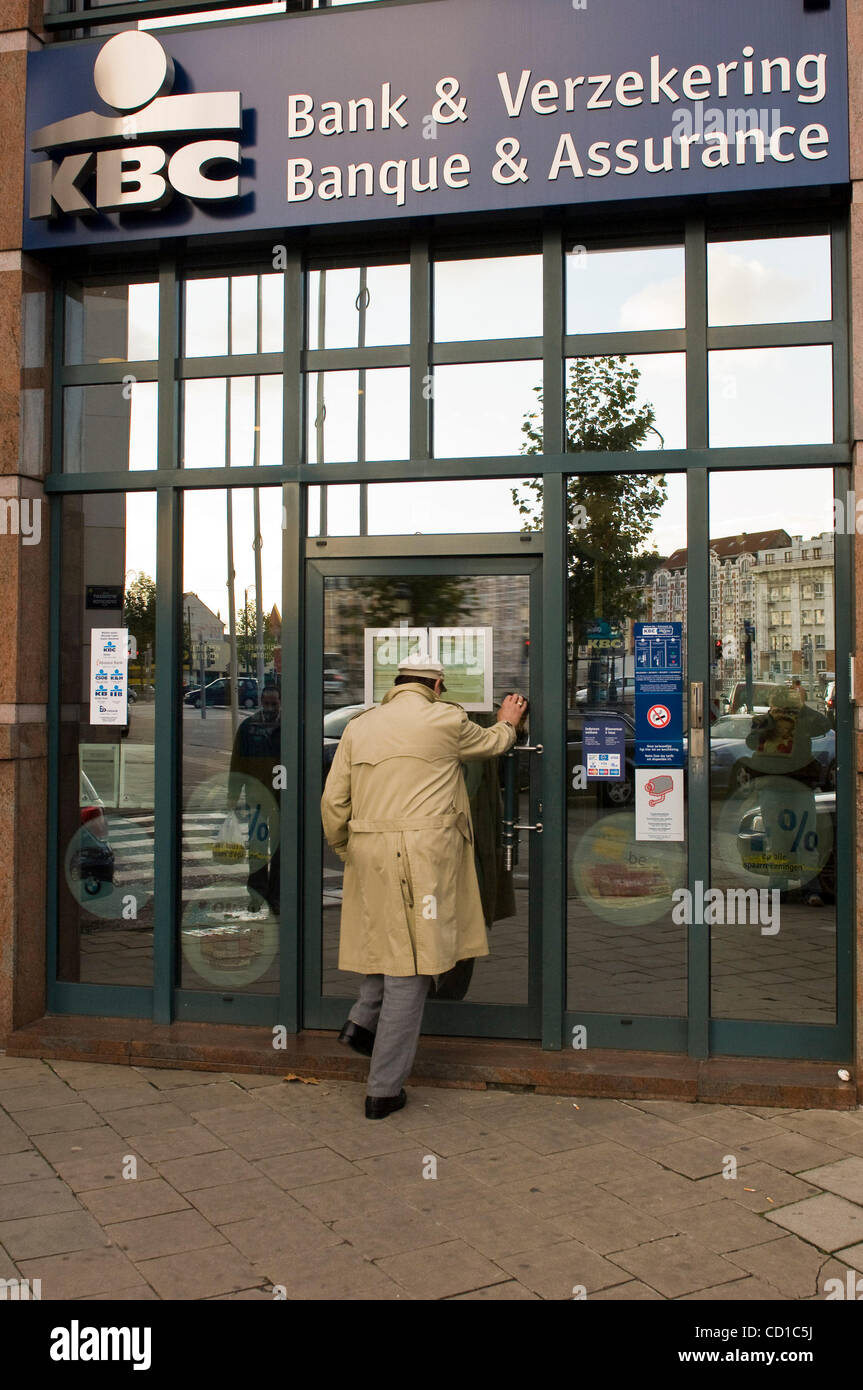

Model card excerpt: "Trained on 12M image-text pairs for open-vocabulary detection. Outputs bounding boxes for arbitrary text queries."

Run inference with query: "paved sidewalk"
[1,1052,863,1301]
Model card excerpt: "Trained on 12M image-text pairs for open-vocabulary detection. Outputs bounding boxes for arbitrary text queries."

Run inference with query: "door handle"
[690,681,704,759]
[501,740,542,871]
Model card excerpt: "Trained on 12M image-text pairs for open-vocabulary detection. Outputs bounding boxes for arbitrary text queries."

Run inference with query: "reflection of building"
[753,533,835,687]
[462,575,529,697]
[649,532,780,685]
[322,574,530,705]
[182,592,224,645]
[647,529,836,694]
[183,592,226,675]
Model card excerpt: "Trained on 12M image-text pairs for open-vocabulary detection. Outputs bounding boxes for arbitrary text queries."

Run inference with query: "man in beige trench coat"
[321,652,527,1118]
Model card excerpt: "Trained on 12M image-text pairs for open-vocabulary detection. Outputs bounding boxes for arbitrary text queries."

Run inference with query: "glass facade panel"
[564,472,688,1016]
[58,492,158,986]
[708,234,832,326]
[48,215,851,1061]
[433,360,542,457]
[63,382,158,473]
[434,255,542,341]
[307,367,409,462]
[183,273,284,357]
[307,479,540,536]
[709,468,838,1024]
[64,280,159,365]
[564,354,686,451]
[182,376,283,468]
[180,487,283,995]
[567,244,685,334]
[307,264,409,348]
[708,346,833,447]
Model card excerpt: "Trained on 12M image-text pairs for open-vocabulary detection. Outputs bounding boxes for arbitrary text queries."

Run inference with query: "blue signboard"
[635,622,684,767]
[584,719,626,781]
[22,0,849,249]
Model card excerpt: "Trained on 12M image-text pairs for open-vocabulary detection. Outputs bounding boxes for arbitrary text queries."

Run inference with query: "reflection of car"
[575,678,635,705]
[824,680,836,721]
[323,703,372,775]
[72,773,115,895]
[567,709,636,807]
[727,681,778,715]
[184,677,259,709]
[323,668,348,701]
[736,790,835,899]
[710,713,835,796]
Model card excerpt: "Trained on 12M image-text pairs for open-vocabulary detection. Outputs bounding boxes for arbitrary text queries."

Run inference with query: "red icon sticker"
[646,704,671,729]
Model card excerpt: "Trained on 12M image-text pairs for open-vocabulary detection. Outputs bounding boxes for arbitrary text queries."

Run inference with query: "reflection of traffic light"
[713,638,723,663]
[524,638,530,658]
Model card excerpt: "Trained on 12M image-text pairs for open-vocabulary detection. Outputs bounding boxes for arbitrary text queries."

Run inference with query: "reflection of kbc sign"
[30,31,243,219]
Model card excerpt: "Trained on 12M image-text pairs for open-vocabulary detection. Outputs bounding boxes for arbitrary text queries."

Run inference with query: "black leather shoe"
[365,1089,406,1120]
[338,1020,375,1057]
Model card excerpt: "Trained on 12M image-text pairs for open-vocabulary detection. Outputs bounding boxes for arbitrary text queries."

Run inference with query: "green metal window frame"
[44,204,855,1061]
[43,0,432,37]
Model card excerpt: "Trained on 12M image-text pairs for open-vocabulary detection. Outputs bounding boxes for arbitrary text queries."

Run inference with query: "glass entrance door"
[304,551,543,1039]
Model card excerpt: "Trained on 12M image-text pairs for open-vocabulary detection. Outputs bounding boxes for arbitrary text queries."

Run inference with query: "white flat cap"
[397,653,446,681]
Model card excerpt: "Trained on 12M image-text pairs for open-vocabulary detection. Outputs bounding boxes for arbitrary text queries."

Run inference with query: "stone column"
[0,0,50,1043]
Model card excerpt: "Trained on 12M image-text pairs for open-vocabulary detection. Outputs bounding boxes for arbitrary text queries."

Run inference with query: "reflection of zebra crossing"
[323,867,342,908]
[107,811,252,904]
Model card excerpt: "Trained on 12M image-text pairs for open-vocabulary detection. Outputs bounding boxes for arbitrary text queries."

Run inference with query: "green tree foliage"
[237,599,276,672]
[513,356,668,701]
[348,576,471,630]
[122,572,156,655]
[514,355,667,643]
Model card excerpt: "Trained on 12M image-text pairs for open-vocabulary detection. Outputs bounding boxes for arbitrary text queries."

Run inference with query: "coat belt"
[348,814,465,832]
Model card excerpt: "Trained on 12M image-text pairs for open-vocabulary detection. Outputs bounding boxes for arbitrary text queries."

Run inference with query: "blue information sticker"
[583,719,626,781]
[634,623,684,767]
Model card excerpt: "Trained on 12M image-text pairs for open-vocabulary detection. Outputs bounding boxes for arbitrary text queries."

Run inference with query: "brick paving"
[1,1051,862,1301]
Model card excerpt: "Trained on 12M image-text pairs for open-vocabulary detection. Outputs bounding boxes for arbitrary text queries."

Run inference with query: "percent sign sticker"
[717,775,834,890]
[778,806,819,853]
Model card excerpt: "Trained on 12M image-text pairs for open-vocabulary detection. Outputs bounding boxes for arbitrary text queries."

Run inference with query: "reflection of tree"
[237,599,276,673]
[513,356,667,701]
[123,572,156,653]
[347,576,471,630]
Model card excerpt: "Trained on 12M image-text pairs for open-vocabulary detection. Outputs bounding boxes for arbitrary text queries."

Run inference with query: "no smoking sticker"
[646,704,671,729]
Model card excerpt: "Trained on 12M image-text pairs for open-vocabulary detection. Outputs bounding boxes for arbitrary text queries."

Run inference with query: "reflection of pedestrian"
[229,686,281,914]
[321,653,525,1119]
[744,684,830,905]
[432,701,526,1001]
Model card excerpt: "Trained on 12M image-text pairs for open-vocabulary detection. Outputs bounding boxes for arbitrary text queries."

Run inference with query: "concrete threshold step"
[3,1014,857,1109]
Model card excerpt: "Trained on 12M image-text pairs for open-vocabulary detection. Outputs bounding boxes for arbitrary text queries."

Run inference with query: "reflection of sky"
[708,237,831,326]
[435,257,542,341]
[129,465,836,618]
[181,488,284,622]
[567,245,685,333]
[708,346,832,448]
[118,243,836,592]
[308,267,409,349]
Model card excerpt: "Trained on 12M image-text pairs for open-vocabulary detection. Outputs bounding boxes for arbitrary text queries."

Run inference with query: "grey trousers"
[348,973,432,1098]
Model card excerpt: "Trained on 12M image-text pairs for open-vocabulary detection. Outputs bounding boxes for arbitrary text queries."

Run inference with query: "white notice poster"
[635,767,684,842]
[90,628,128,727]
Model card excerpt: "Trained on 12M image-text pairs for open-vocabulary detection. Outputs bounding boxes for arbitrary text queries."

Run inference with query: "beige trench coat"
[321,682,516,976]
